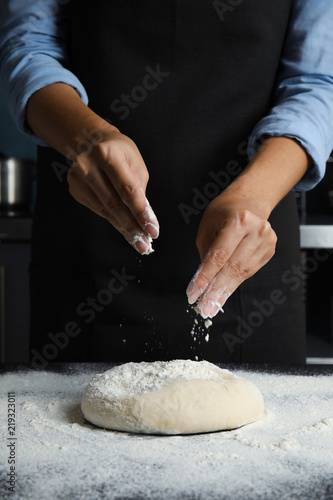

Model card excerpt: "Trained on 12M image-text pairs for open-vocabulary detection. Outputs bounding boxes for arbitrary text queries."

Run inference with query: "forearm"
[0,1,89,144]
[26,82,116,157]
[223,136,310,218]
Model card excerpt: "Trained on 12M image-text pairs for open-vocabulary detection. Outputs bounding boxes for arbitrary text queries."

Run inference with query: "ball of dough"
[81,359,264,435]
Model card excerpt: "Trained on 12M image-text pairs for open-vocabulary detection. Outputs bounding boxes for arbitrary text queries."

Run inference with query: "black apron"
[29,0,306,365]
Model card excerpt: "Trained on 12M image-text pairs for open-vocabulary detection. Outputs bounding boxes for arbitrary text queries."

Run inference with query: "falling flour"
[189,308,213,345]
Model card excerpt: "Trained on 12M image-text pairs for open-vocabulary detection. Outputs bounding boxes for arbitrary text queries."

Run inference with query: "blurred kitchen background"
[1,89,333,364]
[0,90,36,363]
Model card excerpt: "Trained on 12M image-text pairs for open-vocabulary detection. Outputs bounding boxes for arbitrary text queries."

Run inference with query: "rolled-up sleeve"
[0,0,88,146]
[248,0,333,191]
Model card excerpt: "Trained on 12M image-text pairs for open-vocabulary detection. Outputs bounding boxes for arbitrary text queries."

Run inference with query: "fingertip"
[144,222,159,239]
[208,303,220,318]
[187,286,202,305]
[131,233,154,255]
[144,204,159,238]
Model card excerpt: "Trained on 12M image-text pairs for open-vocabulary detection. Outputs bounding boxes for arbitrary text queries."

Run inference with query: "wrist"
[26,82,120,159]
[219,136,310,219]
[66,119,120,163]
[219,175,273,220]
[213,187,272,220]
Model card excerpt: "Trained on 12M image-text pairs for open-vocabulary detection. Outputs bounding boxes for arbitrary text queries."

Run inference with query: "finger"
[79,189,154,255]
[186,223,250,305]
[198,272,246,319]
[71,162,152,245]
[68,171,153,255]
[213,276,244,316]
[70,151,159,242]
[197,231,276,318]
[198,276,241,319]
[102,157,159,239]
[197,239,256,318]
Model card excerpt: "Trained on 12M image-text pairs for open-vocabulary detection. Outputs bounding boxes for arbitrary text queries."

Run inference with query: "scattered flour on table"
[1,366,333,500]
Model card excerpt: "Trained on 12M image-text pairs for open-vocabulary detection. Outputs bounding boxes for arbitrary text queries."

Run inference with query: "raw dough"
[81,359,264,435]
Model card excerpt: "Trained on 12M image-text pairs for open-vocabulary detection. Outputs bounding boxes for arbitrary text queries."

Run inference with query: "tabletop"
[0,362,332,500]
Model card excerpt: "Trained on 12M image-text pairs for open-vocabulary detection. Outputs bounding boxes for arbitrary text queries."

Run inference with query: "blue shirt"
[0,0,333,190]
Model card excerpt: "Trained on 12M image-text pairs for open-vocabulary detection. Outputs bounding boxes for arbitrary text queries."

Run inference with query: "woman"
[1,0,333,365]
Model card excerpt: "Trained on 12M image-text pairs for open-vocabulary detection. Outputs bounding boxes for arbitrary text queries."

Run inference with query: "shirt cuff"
[14,67,89,147]
[247,116,326,192]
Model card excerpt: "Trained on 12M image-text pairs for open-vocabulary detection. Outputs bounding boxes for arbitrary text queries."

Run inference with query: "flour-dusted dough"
[81,359,264,435]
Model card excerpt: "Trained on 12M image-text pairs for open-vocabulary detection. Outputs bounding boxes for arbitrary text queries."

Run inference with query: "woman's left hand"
[186,136,311,318]
[186,192,277,318]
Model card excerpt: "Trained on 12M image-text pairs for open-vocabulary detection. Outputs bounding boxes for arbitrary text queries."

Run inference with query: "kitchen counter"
[0,362,332,500]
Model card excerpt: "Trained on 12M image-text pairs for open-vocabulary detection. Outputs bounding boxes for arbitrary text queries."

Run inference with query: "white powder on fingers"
[131,232,154,254]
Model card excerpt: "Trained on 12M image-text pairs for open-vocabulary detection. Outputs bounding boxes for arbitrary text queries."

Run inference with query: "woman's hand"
[186,135,311,318]
[26,83,159,255]
[67,128,159,255]
[186,192,277,318]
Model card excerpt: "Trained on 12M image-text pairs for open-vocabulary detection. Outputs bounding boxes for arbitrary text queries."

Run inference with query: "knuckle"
[261,222,277,248]
[238,267,251,281]
[109,150,126,167]
[97,141,110,157]
[107,141,128,166]
[258,219,271,237]
[210,248,229,268]
[104,196,122,213]
[93,141,111,163]
[229,209,252,236]
[74,160,95,184]
[237,209,251,226]
[119,182,138,201]
[196,271,210,290]
[226,260,241,279]
[100,206,112,219]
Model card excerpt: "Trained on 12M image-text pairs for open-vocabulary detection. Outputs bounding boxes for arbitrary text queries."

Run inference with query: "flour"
[81,360,264,434]
[189,309,214,345]
[86,360,227,399]
[131,232,154,254]
[1,365,332,500]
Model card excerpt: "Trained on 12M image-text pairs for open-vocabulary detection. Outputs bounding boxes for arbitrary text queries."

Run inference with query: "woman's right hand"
[26,83,159,255]
[67,127,159,255]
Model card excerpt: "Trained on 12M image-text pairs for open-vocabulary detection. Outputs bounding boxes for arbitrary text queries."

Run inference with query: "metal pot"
[0,156,35,216]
